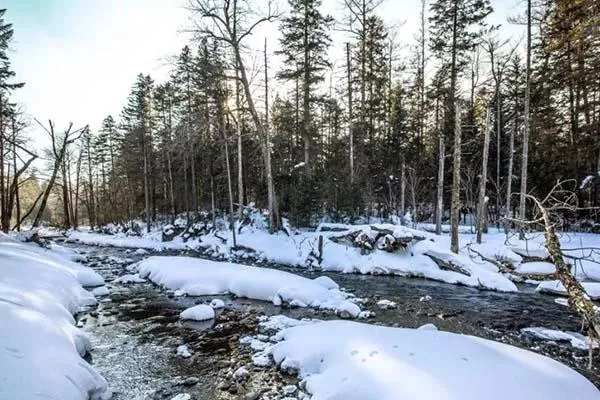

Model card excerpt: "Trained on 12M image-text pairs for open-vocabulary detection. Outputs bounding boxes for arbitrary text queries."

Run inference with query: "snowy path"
[68,243,600,398]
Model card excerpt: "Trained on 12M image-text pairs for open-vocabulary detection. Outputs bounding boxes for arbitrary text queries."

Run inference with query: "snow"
[515,261,556,275]
[536,280,600,299]
[136,256,361,316]
[376,299,397,309]
[209,298,225,308]
[522,327,597,350]
[258,318,599,400]
[180,304,215,321]
[0,233,110,400]
[176,344,193,358]
[113,273,146,284]
[170,395,191,400]
[67,224,600,291]
[92,286,110,296]
[233,366,250,381]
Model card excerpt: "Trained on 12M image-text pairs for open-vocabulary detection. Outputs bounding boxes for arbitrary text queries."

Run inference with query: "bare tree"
[32,120,86,228]
[450,103,462,253]
[188,0,280,229]
[519,0,532,239]
[476,107,492,243]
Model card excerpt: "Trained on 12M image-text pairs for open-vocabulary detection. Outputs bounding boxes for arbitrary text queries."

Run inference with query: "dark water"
[68,242,600,396]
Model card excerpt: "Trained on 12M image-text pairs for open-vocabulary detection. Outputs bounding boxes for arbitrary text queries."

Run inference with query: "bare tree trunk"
[346,42,354,184]
[505,108,516,234]
[450,103,462,253]
[435,99,444,235]
[142,130,151,233]
[222,128,237,248]
[519,0,531,239]
[12,119,21,231]
[235,64,244,213]
[477,108,492,244]
[400,161,406,214]
[264,37,278,231]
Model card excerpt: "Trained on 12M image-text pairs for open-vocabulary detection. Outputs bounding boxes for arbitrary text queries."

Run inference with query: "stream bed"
[69,243,600,399]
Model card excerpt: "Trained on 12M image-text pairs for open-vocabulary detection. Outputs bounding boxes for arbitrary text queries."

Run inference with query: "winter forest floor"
[69,240,600,399]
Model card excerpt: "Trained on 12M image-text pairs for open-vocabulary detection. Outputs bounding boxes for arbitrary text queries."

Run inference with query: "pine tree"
[276,0,333,176]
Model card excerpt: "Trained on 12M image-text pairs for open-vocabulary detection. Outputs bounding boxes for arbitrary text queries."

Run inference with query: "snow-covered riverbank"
[0,233,110,400]
[65,222,600,294]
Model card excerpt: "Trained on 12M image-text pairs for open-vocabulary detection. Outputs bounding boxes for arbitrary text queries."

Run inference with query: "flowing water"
[67,242,600,399]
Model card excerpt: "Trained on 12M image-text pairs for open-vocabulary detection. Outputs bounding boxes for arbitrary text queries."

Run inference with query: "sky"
[4,0,524,150]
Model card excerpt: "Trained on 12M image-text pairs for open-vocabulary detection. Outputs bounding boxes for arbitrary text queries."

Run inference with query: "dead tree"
[476,107,492,243]
[510,181,600,369]
[0,112,36,233]
[32,120,86,228]
[450,103,462,253]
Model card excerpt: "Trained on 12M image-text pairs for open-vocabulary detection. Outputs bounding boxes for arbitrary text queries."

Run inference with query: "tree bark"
[435,99,444,235]
[477,108,492,244]
[450,103,462,253]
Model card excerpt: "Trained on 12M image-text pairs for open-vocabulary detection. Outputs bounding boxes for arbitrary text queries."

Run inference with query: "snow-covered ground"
[135,256,361,317]
[245,317,600,400]
[0,233,110,400]
[66,222,600,293]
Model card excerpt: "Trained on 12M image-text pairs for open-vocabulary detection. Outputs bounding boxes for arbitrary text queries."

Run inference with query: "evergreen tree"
[276,0,333,176]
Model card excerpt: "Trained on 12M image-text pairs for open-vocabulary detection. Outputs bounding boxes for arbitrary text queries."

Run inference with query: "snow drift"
[254,318,600,400]
[0,233,110,399]
[136,256,361,316]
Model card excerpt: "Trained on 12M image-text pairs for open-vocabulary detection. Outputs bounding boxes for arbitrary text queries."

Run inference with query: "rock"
[245,390,260,400]
[233,366,249,381]
[282,385,297,395]
[170,394,191,400]
[182,377,199,386]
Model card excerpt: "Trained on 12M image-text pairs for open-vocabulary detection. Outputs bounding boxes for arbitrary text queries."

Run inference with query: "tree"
[189,0,280,229]
[122,74,155,232]
[429,0,492,251]
[32,121,86,228]
[276,0,333,176]
[518,0,532,239]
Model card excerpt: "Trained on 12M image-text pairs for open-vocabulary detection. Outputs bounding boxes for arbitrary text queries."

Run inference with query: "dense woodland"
[1,0,600,239]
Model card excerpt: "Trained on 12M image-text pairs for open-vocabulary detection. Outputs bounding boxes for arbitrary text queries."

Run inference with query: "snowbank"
[260,319,599,400]
[522,327,596,350]
[536,280,600,299]
[0,233,110,399]
[68,223,600,291]
[136,256,360,316]
[67,229,195,251]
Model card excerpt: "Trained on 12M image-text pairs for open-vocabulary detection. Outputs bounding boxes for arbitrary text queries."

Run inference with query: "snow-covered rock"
[92,286,110,296]
[137,257,360,316]
[266,319,599,400]
[176,344,193,358]
[113,273,146,284]
[0,233,110,400]
[209,298,225,309]
[180,304,215,321]
[376,299,397,309]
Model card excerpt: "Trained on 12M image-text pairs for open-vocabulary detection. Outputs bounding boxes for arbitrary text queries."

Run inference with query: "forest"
[1,0,599,238]
[4,1,600,399]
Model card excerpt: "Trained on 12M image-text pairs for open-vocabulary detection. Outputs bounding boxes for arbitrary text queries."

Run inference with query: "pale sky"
[5,0,523,150]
